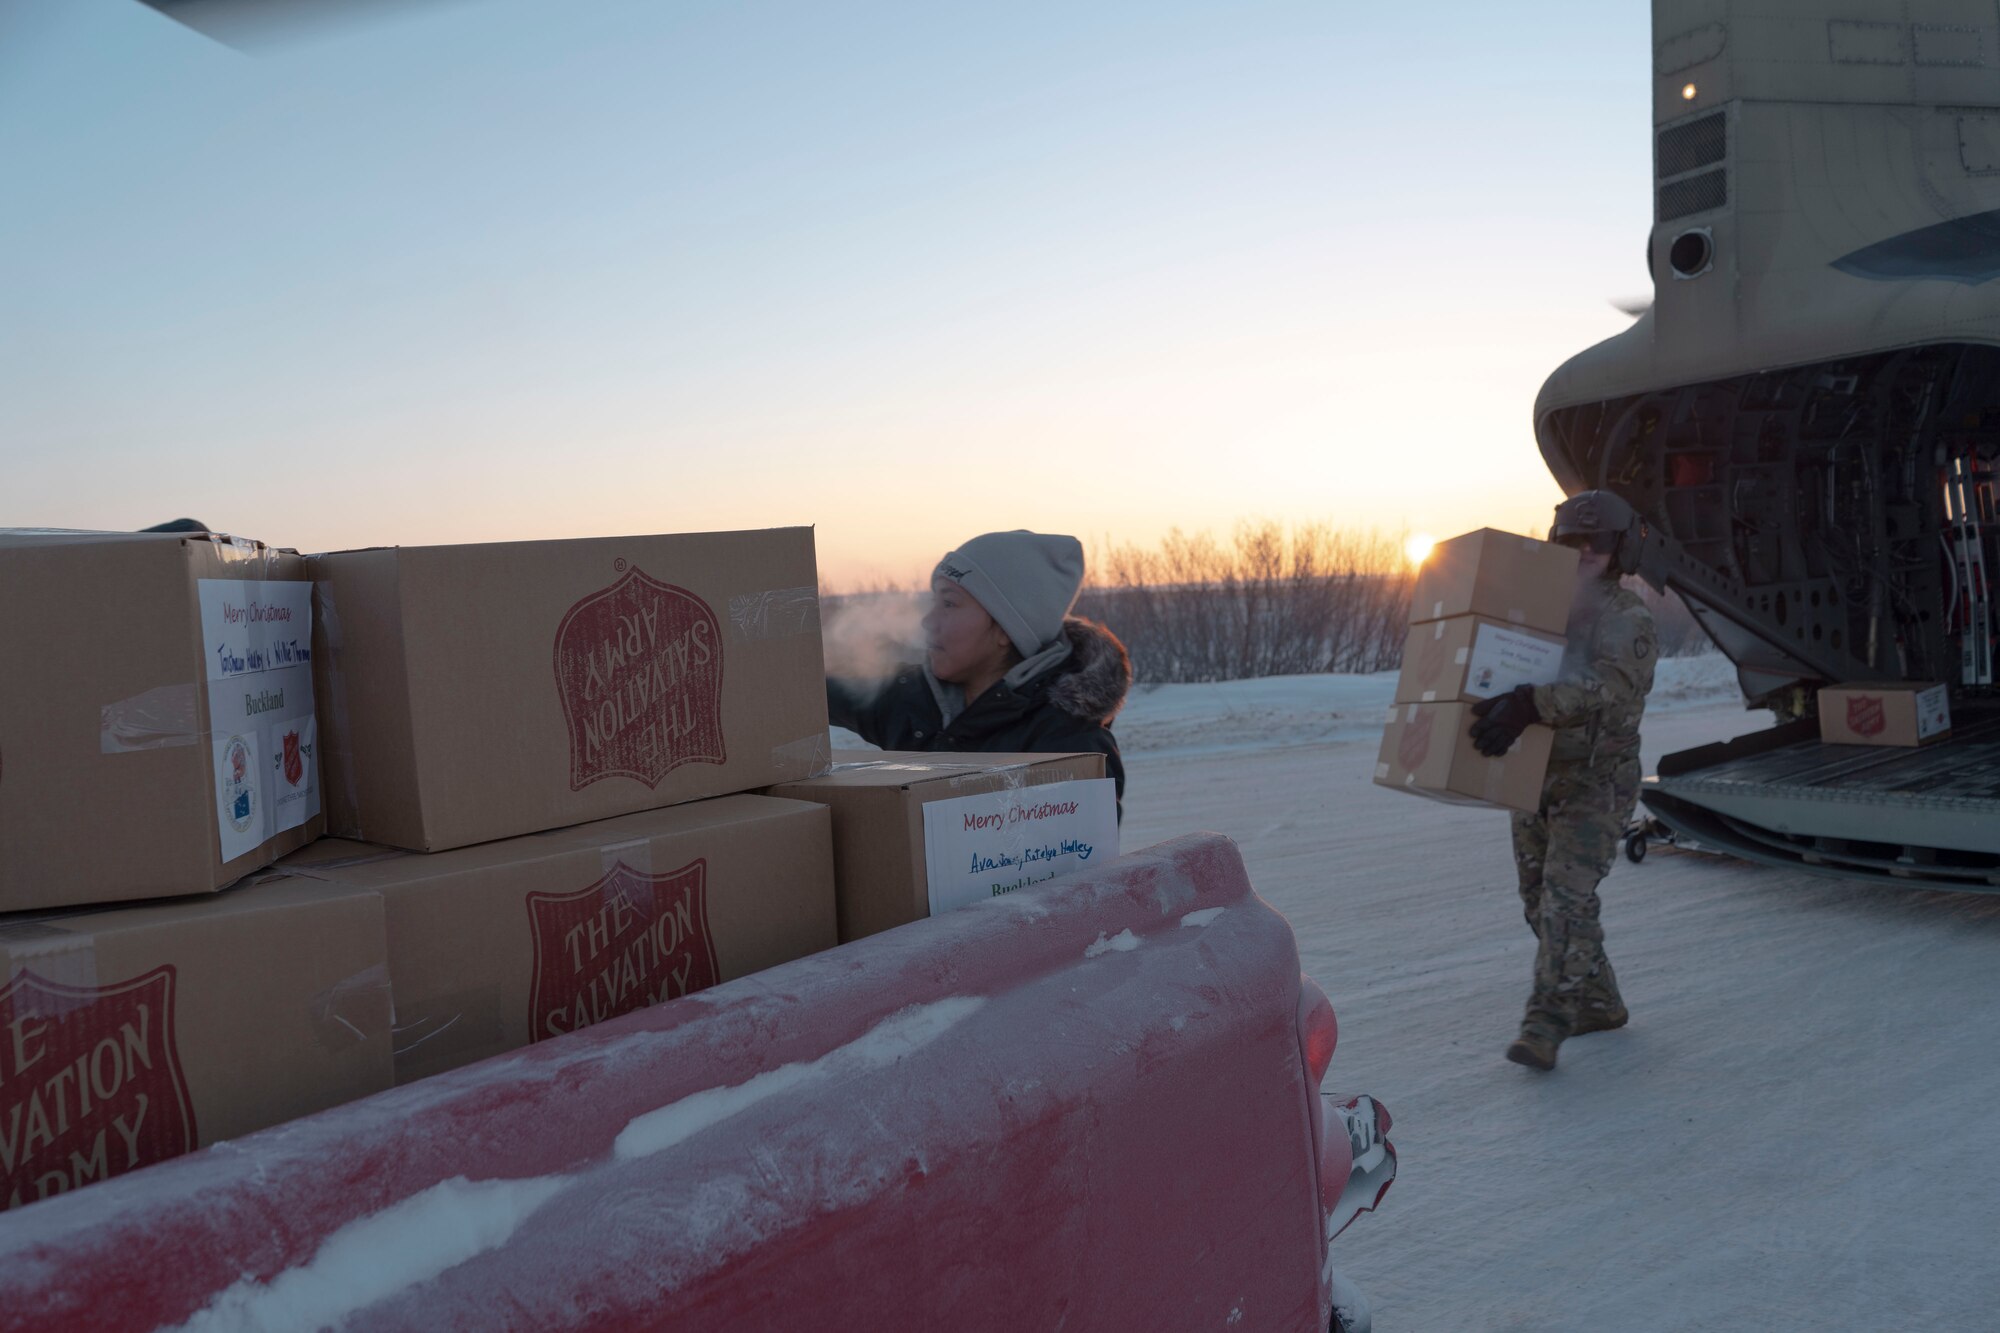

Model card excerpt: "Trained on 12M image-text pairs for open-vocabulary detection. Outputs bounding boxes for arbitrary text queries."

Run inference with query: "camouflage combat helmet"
[1549,489,1644,576]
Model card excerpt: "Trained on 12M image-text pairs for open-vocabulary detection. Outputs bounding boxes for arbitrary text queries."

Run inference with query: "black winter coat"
[827,618,1130,813]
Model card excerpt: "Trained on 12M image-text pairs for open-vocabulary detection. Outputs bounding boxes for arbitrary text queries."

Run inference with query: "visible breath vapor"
[822,590,928,689]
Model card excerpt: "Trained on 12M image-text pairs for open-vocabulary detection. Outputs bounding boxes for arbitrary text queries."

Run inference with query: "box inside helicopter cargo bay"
[1817,683,1951,748]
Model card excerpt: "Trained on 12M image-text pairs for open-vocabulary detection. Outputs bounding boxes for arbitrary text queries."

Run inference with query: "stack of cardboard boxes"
[3,531,385,1212]
[0,527,845,1210]
[1373,529,1578,812]
[1,523,1121,1211]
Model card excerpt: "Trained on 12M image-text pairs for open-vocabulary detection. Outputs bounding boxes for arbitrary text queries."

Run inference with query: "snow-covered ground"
[1110,652,1744,758]
[1108,656,2000,1332]
[832,654,2000,1327]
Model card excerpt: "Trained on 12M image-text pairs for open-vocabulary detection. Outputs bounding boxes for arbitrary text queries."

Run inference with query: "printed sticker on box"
[198,580,319,863]
[1916,684,1952,739]
[1464,623,1565,700]
[921,778,1119,917]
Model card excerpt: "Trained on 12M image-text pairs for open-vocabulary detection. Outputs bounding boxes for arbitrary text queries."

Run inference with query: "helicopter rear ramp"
[1641,708,2000,890]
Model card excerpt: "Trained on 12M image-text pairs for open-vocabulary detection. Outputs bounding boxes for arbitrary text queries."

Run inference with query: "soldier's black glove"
[1468,684,1540,757]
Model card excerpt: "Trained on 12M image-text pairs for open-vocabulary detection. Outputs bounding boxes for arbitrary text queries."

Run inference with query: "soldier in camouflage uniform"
[1468,491,1658,1071]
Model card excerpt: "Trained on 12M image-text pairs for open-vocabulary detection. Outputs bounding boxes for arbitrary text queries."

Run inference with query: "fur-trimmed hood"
[1045,617,1131,726]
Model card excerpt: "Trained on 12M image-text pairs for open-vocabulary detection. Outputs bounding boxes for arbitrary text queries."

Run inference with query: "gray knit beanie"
[934,531,1085,657]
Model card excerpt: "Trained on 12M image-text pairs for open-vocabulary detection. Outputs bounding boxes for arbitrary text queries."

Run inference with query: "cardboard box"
[0,879,392,1212]
[766,751,1111,942]
[275,795,836,1084]
[309,528,830,852]
[1372,702,1552,813]
[1394,614,1566,705]
[1408,529,1578,635]
[0,531,325,913]
[1818,683,1952,747]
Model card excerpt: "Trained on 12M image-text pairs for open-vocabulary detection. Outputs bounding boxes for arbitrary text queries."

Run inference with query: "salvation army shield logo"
[1397,710,1435,771]
[553,566,726,791]
[525,859,720,1042]
[1,966,196,1212]
[1846,695,1887,737]
[1415,635,1448,689]
[281,730,306,788]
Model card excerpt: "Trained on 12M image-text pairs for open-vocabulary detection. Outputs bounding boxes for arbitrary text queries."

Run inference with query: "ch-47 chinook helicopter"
[1537,0,2000,889]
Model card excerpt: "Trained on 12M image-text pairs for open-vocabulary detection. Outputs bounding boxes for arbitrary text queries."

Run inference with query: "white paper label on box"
[1463,624,1564,700]
[198,579,319,862]
[921,778,1119,917]
[1916,684,1952,738]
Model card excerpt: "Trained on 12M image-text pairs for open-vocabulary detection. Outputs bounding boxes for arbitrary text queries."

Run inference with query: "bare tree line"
[823,521,1716,687]
[1073,523,1415,683]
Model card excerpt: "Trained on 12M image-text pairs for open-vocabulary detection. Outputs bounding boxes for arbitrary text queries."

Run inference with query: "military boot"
[1572,996,1628,1036]
[1571,962,1627,1037]
[1505,1008,1568,1071]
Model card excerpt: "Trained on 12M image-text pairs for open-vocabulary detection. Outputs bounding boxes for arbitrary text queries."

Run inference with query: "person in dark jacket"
[828,530,1131,813]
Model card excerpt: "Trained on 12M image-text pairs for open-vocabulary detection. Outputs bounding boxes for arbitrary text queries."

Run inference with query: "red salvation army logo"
[525,859,720,1042]
[1415,634,1448,687]
[553,567,726,790]
[1397,710,1435,771]
[281,730,305,788]
[2,966,197,1212]
[1846,695,1887,737]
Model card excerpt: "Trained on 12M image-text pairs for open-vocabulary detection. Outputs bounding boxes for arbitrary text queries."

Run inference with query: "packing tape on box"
[241,847,408,889]
[98,536,300,757]
[0,921,99,991]
[308,961,394,1054]
[209,531,286,567]
[391,979,516,1071]
[828,758,982,775]
[100,683,202,753]
[773,731,833,778]
[945,762,1031,793]
[312,581,368,841]
[727,586,822,641]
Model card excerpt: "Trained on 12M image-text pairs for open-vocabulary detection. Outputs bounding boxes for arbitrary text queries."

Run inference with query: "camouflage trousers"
[1510,754,1641,1035]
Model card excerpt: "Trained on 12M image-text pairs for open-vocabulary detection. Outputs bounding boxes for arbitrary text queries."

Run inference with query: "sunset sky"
[2,0,1650,586]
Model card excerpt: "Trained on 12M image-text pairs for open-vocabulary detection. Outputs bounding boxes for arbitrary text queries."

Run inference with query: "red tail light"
[1298,976,1337,1087]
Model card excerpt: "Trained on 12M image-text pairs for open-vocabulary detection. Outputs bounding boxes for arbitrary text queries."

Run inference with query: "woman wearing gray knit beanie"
[827,530,1131,814]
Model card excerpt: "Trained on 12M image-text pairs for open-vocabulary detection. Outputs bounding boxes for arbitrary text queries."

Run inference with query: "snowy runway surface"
[1116,658,2000,1331]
